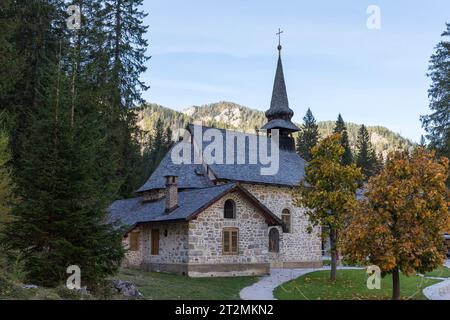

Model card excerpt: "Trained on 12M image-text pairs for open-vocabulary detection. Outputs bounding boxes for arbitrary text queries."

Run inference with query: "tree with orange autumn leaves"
[293,134,364,281]
[342,148,449,300]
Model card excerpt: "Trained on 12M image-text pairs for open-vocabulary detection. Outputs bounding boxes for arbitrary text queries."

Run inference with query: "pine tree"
[420,23,450,185]
[333,114,353,165]
[355,124,377,178]
[296,108,319,161]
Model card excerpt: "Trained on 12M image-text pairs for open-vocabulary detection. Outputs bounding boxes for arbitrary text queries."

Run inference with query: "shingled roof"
[109,183,282,230]
[136,125,306,193]
[261,119,300,131]
[136,142,214,192]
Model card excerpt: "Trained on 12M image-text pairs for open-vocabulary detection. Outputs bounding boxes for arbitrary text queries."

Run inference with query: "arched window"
[224,199,236,219]
[269,228,280,253]
[282,209,291,233]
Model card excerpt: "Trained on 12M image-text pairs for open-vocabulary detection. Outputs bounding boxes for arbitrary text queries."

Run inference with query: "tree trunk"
[392,266,400,300]
[329,229,337,282]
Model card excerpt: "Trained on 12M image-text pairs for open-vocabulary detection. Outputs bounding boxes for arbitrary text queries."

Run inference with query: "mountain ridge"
[136,101,416,157]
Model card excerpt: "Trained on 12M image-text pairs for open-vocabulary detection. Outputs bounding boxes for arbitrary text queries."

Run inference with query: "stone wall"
[141,221,189,265]
[122,221,189,272]
[122,226,143,267]
[187,191,271,276]
[242,184,322,266]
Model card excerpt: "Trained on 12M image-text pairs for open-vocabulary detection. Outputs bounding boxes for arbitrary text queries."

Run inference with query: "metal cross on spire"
[276,28,283,51]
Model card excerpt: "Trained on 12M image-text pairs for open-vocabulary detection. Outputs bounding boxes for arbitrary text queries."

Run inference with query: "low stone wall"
[141,262,188,275]
[187,263,270,277]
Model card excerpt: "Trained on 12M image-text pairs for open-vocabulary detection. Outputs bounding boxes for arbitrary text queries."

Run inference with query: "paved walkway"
[423,260,450,300]
[240,266,360,300]
[240,261,450,300]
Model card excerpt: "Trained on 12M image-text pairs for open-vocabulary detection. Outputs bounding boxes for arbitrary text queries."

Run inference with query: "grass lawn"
[116,268,260,300]
[273,269,442,300]
[423,265,450,278]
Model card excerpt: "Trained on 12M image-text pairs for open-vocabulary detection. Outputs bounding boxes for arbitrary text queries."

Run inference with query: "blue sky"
[140,0,449,142]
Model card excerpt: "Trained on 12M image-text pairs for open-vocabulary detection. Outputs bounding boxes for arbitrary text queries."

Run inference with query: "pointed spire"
[261,33,300,141]
[266,53,294,120]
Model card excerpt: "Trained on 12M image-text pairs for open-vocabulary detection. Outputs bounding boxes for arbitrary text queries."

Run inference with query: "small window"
[224,199,236,219]
[282,209,291,233]
[223,228,239,255]
[129,231,140,251]
[269,228,280,253]
[151,229,160,255]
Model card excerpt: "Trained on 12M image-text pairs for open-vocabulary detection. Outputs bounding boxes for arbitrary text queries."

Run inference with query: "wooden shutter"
[151,229,160,255]
[231,230,238,253]
[222,228,238,254]
[129,231,140,251]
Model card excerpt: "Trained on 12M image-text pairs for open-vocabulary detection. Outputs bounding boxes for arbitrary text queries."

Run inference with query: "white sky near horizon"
[139,0,450,142]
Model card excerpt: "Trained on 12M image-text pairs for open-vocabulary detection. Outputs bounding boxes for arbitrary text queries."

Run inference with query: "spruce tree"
[420,23,450,185]
[0,0,21,100]
[103,0,150,197]
[355,124,377,178]
[333,114,353,165]
[296,108,319,161]
[4,1,125,289]
[0,130,14,229]
[5,102,124,288]
[0,0,68,168]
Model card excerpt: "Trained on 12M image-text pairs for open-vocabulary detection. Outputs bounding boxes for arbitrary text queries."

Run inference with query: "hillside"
[136,101,416,157]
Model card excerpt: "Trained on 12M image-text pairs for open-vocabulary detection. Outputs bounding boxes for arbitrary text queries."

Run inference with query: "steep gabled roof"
[188,124,306,186]
[136,125,307,193]
[136,142,214,193]
[109,183,281,231]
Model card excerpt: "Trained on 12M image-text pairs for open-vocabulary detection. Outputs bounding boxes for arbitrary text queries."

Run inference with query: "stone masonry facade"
[243,184,322,266]
[187,191,271,276]
[122,184,322,277]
